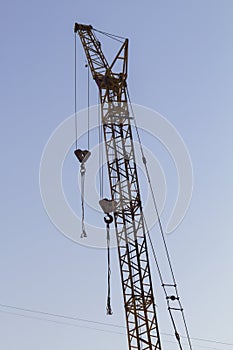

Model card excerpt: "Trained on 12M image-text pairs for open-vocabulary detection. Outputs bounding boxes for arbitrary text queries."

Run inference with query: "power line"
[0,309,124,335]
[0,303,120,328]
[0,303,232,348]
[0,309,225,350]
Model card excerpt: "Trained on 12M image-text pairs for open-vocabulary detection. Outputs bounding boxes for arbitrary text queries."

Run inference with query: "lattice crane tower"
[74,23,162,350]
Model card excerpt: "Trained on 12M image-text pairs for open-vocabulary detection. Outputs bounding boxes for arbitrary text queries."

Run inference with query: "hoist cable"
[87,63,90,150]
[80,164,87,238]
[74,32,78,149]
[101,112,103,197]
[126,87,193,350]
[106,222,113,315]
[98,95,104,198]
[98,95,101,197]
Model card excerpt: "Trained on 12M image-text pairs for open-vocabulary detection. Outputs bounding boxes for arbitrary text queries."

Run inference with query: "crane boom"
[75,23,162,350]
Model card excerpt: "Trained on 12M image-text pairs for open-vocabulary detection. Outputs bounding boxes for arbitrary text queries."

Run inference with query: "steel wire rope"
[106,221,113,315]
[74,51,91,238]
[87,62,90,150]
[144,213,183,350]
[93,28,126,43]
[80,163,87,238]
[126,87,193,350]
[98,94,104,198]
[74,39,91,151]
[74,32,78,149]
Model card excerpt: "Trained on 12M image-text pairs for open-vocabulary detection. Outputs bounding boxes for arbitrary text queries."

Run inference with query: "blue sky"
[1,1,233,349]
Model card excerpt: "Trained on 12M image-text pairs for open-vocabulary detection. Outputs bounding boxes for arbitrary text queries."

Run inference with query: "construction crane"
[74,23,191,350]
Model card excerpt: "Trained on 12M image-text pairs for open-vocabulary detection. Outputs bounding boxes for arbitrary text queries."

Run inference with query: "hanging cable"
[80,163,87,238]
[74,32,78,150]
[104,214,113,315]
[98,95,104,198]
[74,39,92,239]
[100,104,104,194]
[126,87,193,350]
[74,150,91,238]
[86,62,90,150]
[106,223,112,315]
[74,32,88,238]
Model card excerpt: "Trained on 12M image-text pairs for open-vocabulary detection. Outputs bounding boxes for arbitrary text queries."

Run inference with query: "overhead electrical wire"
[0,309,124,336]
[0,309,192,348]
[0,303,232,348]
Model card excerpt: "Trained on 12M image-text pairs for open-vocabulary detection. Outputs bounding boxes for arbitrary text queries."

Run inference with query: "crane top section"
[74,22,128,93]
[74,23,93,31]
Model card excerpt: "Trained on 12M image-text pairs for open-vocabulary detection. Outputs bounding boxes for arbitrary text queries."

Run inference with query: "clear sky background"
[1,1,233,349]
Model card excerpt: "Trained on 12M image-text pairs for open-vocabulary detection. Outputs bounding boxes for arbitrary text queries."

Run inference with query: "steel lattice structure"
[75,23,162,350]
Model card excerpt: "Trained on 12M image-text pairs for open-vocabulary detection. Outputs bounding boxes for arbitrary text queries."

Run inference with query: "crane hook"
[104,213,113,225]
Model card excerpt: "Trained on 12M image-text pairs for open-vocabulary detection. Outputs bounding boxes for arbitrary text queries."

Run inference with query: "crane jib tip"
[74,23,93,33]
